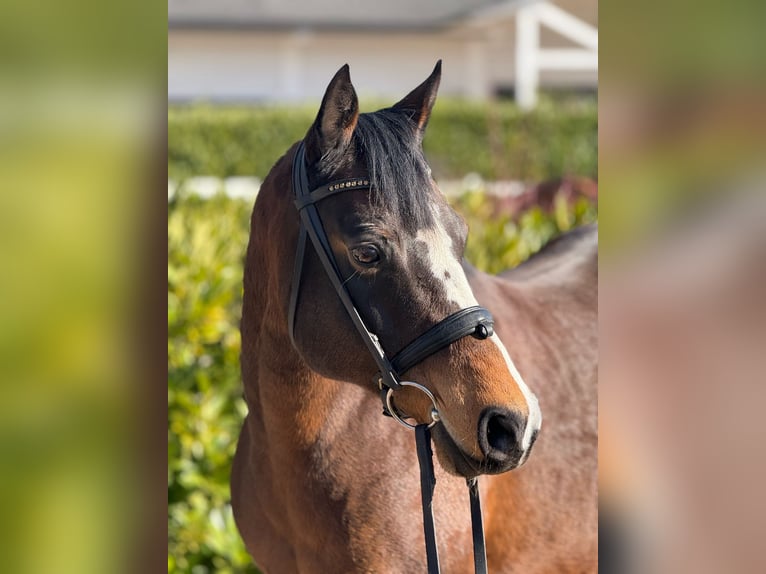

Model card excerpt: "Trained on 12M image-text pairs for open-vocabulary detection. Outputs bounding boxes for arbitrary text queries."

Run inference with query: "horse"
[231,62,597,573]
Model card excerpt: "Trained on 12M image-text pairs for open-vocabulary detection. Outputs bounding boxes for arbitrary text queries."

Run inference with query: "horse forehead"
[413,214,478,308]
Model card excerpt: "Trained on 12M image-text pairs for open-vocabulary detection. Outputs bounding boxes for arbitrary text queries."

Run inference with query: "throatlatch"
[289,141,491,574]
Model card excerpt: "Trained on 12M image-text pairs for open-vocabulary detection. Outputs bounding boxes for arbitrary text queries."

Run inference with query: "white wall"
[169,32,282,101]
[168,23,596,102]
[168,30,486,102]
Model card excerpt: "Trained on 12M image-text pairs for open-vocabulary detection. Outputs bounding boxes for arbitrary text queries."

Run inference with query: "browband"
[294,178,371,212]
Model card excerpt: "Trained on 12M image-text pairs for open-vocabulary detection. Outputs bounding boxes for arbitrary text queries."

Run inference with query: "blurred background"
[168,0,597,107]
[598,1,766,572]
[4,0,764,573]
[168,1,598,572]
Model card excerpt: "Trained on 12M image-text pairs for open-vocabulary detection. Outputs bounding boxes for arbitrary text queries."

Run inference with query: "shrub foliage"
[168,100,596,182]
[168,195,256,573]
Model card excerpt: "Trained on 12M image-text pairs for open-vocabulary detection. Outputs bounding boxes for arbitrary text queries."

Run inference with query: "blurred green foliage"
[167,189,596,573]
[168,194,256,574]
[457,191,599,274]
[168,99,596,182]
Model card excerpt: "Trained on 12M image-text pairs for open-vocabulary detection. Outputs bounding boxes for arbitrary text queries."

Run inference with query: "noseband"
[288,141,492,574]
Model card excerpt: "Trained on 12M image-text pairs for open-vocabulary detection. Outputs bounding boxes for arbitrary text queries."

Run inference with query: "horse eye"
[351,244,380,265]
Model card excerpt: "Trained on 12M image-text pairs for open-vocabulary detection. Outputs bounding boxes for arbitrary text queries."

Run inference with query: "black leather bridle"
[288,141,493,574]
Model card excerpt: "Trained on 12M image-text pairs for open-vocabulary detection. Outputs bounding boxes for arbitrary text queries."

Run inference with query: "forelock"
[353,110,434,231]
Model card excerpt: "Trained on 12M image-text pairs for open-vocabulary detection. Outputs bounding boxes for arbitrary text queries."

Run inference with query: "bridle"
[288,141,494,574]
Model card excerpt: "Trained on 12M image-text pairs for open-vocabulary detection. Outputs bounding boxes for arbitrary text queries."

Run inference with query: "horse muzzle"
[431,408,538,478]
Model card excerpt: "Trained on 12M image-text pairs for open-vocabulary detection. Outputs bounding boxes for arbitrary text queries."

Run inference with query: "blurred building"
[168,0,597,109]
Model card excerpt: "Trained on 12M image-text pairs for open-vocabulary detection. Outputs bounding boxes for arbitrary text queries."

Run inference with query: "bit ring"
[385,381,440,430]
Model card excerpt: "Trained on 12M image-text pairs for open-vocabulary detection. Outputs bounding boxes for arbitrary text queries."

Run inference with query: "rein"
[289,141,492,573]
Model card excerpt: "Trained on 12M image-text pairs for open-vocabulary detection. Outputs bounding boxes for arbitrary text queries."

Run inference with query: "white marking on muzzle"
[489,334,542,454]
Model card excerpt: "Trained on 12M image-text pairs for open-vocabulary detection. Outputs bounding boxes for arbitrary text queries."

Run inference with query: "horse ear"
[391,60,442,138]
[306,64,359,163]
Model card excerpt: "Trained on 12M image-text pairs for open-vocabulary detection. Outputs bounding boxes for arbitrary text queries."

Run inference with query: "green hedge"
[458,190,597,274]
[168,99,597,182]
[168,190,596,573]
[168,195,256,574]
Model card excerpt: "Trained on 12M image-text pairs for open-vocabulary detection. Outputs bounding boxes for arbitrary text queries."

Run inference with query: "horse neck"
[241,147,348,448]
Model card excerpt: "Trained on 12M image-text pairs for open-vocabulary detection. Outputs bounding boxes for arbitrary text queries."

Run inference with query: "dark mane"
[353,109,434,229]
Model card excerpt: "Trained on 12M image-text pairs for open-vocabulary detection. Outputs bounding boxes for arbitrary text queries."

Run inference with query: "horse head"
[288,63,541,476]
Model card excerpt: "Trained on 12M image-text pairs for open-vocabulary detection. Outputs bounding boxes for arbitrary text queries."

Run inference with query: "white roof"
[168,0,524,30]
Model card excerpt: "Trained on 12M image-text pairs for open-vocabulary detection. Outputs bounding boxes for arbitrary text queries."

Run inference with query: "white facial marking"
[415,217,477,308]
[489,334,542,454]
[415,209,542,458]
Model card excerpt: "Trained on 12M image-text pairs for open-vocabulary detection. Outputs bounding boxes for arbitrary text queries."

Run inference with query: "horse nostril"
[479,407,523,461]
[487,414,516,453]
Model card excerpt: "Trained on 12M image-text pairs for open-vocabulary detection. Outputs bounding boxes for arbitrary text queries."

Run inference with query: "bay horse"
[232,62,597,573]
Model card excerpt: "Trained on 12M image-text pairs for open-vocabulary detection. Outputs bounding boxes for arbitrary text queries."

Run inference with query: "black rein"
[288,141,491,574]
